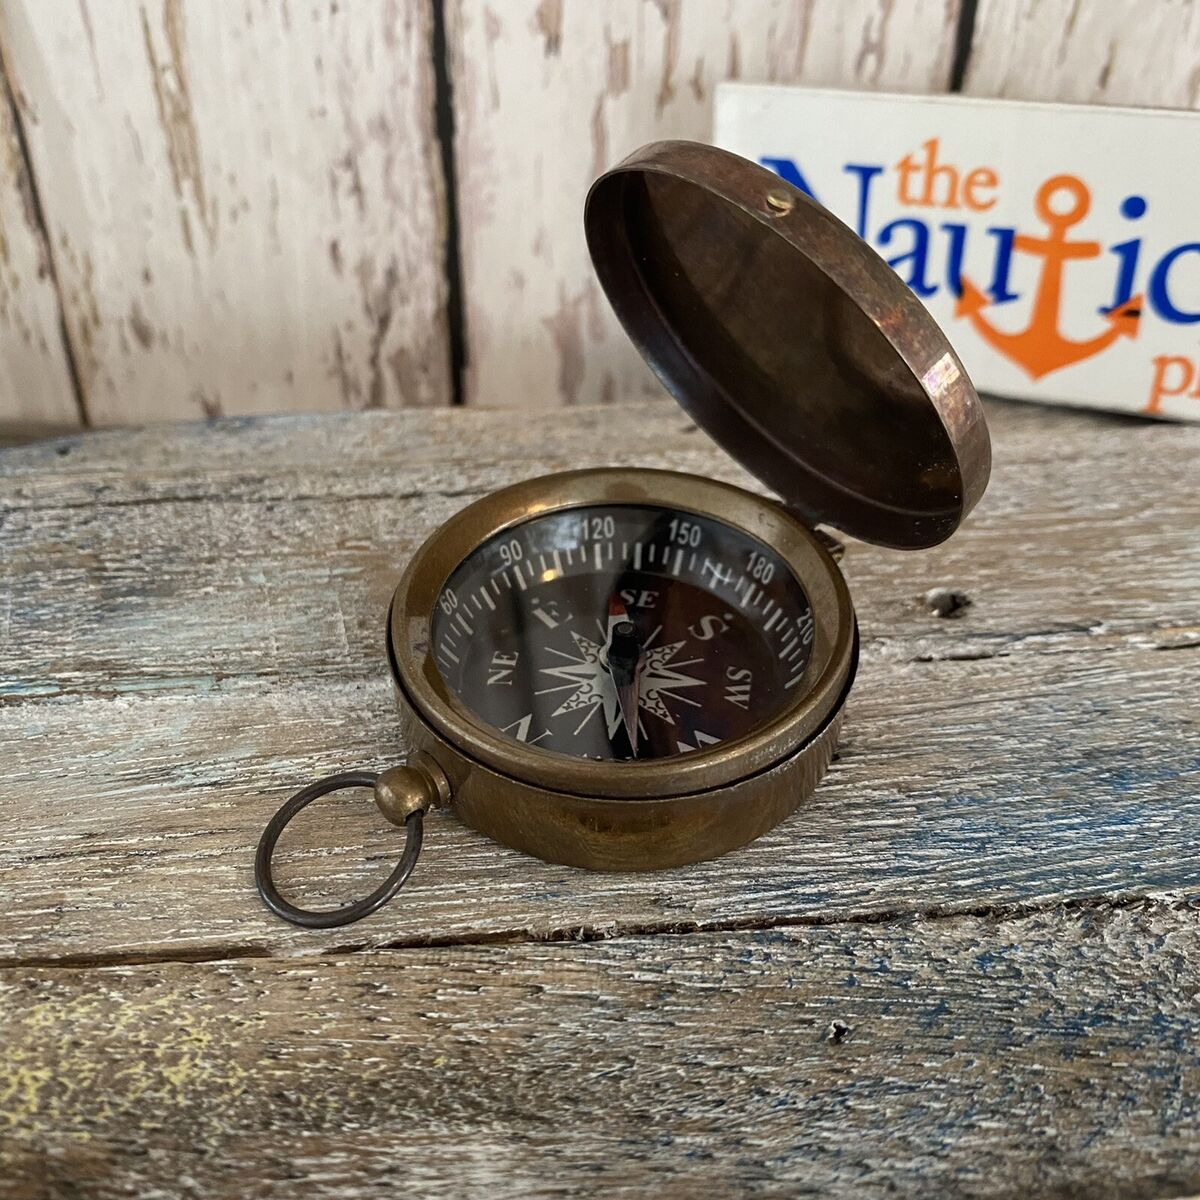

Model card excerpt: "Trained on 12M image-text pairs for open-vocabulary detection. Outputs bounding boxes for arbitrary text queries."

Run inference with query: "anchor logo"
[955,174,1142,380]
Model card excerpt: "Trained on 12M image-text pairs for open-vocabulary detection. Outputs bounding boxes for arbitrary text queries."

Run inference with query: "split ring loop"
[255,770,424,928]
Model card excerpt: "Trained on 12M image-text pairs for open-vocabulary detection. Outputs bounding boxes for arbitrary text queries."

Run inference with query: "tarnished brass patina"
[584,141,990,551]
[256,140,990,925]
[388,469,856,869]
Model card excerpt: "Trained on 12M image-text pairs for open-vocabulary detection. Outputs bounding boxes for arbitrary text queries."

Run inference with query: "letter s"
[690,615,731,641]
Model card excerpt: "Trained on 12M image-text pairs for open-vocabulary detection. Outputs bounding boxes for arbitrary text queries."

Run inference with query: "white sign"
[715,84,1200,422]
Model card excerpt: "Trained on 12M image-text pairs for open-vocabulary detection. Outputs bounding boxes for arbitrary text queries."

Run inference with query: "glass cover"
[431,504,814,761]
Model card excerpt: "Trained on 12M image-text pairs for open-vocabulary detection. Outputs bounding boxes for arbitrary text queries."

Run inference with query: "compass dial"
[430,504,815,761]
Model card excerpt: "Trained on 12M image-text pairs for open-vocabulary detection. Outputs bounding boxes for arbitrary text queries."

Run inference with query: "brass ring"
[254,771,424,928]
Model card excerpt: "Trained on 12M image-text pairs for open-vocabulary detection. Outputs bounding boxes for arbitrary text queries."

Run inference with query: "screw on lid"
[584,141,991,550]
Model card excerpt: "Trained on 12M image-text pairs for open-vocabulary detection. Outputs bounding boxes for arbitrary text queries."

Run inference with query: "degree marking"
[672,548,684,576]
[633,542,643,569]
[455,613,473,635]
[482,589,496,611]
[531,606,559,630]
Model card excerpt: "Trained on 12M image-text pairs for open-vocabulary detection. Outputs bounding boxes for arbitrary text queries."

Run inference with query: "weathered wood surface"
[3,906,1200,1199]
[0,59,78,434]
[0,399,1197,967]
[7,0,1200,432]
[1,401,1198,1195]
[964,0,1200,107]
[0,0,450,425]
[448,0,962,408]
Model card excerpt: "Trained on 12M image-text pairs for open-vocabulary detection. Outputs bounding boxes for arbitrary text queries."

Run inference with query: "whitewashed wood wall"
[0,0,1197,432]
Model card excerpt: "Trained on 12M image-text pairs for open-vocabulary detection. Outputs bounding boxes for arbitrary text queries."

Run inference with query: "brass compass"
[255,141,991,927]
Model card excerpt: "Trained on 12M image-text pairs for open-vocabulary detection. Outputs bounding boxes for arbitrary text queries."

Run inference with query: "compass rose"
[538,631,705,736]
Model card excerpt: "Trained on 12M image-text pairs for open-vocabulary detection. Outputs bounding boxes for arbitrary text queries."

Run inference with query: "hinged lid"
[584,141,991,550]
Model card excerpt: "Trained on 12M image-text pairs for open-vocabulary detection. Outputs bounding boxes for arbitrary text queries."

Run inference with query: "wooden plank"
[0,56,78,434]
[964,0,1200,106]
[448,0,962,408]
[2,906,1199,1198]
[0,402,1196,702]
[1,643,1196,963]
[0,403,1196,963]
[0,0,450,425]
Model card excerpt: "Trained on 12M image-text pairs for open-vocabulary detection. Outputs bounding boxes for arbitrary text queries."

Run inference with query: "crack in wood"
[0,40,88,427]
[2,890,1188,974]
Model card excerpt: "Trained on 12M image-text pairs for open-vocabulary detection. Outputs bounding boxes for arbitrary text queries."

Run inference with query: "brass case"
[387,468,857,871]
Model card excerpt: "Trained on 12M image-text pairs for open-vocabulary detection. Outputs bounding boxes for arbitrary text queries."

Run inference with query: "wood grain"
[1,402,1198,964]
[447,0,962,408]
[3,905,1199,1198]
[0,402,1195,702]
[0,0,450,425]
[964,0,1200,107]
[0,55,78,434]
[2,639,1197,965]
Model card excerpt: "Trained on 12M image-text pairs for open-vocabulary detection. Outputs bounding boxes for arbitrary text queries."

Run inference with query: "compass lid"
[584,141,991,550]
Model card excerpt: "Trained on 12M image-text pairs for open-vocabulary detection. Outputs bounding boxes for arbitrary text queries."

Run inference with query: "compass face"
[430,504,814,761]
